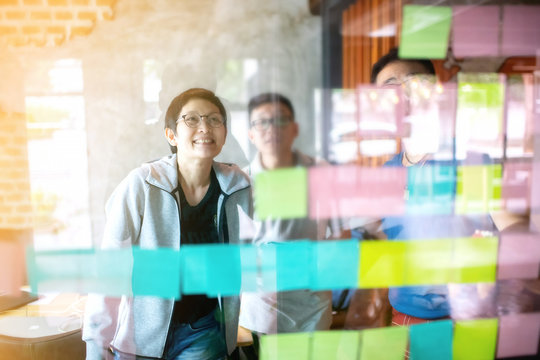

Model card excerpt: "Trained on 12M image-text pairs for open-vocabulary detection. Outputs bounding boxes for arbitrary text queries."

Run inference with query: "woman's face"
[166,98,226,162]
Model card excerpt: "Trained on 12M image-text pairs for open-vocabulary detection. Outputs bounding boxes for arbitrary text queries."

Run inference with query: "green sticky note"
[403,238,453,286]
[359,241,407,288]
[458,74,504,108]
[254,167,307,219]
[260,333,311,360]
[456,165,502,214]
[452,237,498,283]
[359,326,408,360]
[453,318,498,360]
[312,330,360,360]
[132,247,181,298]
[399,5,452,59]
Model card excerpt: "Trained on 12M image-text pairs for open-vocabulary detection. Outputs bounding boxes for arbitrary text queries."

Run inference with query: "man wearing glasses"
[238,93,335,355]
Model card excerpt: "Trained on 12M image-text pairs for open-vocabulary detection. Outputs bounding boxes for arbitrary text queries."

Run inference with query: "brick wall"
[0,110,33,229]
[0,0,116,47]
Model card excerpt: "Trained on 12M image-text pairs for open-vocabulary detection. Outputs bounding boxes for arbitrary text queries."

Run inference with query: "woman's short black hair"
[164,88,227,153]
[370,47,436,84]
[247,92,295,120]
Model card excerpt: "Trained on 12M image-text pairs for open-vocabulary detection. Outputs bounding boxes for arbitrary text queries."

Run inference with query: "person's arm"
[82,170,145,359]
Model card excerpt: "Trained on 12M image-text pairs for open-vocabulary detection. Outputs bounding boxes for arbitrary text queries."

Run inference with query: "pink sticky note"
[502,162,532,215]
[452,6,499,57]
[501,6,540,57]
[0,241,25,295]
[497,232,540,280]
[308,165,406,219]
[497,312,540,358]
[357,85,405,137]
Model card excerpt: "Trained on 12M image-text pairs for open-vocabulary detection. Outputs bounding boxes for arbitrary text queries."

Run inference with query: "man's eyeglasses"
[250,116,292,131]
[178,112,225,128]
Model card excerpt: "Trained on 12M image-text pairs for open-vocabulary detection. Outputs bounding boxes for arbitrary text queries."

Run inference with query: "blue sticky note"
[409,320,453,360]
[206,244,241,296]
[312,240,359,290]
[259,244,278,292]
[276,240,312,291]
[180,245,208,294]
[406,165,455,215]
[132,247,181,298]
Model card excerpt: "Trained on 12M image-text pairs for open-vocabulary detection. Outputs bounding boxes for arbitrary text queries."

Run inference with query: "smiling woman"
[82,88,253,360]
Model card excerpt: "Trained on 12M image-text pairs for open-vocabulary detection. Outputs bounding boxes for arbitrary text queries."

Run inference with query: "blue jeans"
[112,311,227,360]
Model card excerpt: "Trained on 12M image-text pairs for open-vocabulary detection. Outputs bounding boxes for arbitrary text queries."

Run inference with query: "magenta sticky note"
[501,6,540,57]
[308,165,406,219]
[452,6,499,57]
[0,241,25,295]
[502,162,532,215]
[497,231,540,280]
[497,312,540,358]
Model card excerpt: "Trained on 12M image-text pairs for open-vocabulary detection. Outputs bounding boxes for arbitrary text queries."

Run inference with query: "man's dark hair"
[248,93,295,120]
[370,47,436,84]
[164,88,227,153]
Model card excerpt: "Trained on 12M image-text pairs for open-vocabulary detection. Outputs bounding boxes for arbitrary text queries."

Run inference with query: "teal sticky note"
[260,243,278,292]
[399,5,452,59]
[312,330,360,360]
[276,240,312,291]
[240,244,258,292]
[180,245,208,294]
[132,247,181,298]
[455,165,502,214]
[409,320,453,360]
[260,333,311,360]
[254,167,308,219]
[359,326,408,360]
[452,236,498,283]
[312,239,359,290]
[406,165,455,215]
[26,248,133,297]
[453,318,498,360]
[206,244,241,296]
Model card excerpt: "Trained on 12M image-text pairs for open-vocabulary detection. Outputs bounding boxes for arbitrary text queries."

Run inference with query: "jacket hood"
[143,154,250,195]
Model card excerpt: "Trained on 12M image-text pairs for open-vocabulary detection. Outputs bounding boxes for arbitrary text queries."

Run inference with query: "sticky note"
[26,248,133,297]
[0,241,25,295]
[132,247,181,298]
[403,238,453,286]
[409,320,453,360]
[452,6,499,57]
[260,333,310,360]
[358,241,406,288]
[311,239,359,290]
[359,326,408,360]
[309,166,406,219]
[497,312,540,358]
[254,167,307,220]
[259,243,278,292]
[406,165,455,215]
[452,237,498,283]
[276,240,312,291]
[357,86,405,137]
[453,318,498,360]
[239,244,258,292]
[312,330,360,360]
[497,232,540,280]
[181,244,241,296]
[501,6,540,56]
[399,5,452,59]
[502,161,531,215]
[455,165,502,214]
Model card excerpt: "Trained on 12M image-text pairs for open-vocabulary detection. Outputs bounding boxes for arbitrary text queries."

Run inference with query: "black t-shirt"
[172,169,220,324]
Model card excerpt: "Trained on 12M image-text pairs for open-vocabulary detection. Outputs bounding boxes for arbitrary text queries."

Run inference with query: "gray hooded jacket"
[82,154,252,359]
